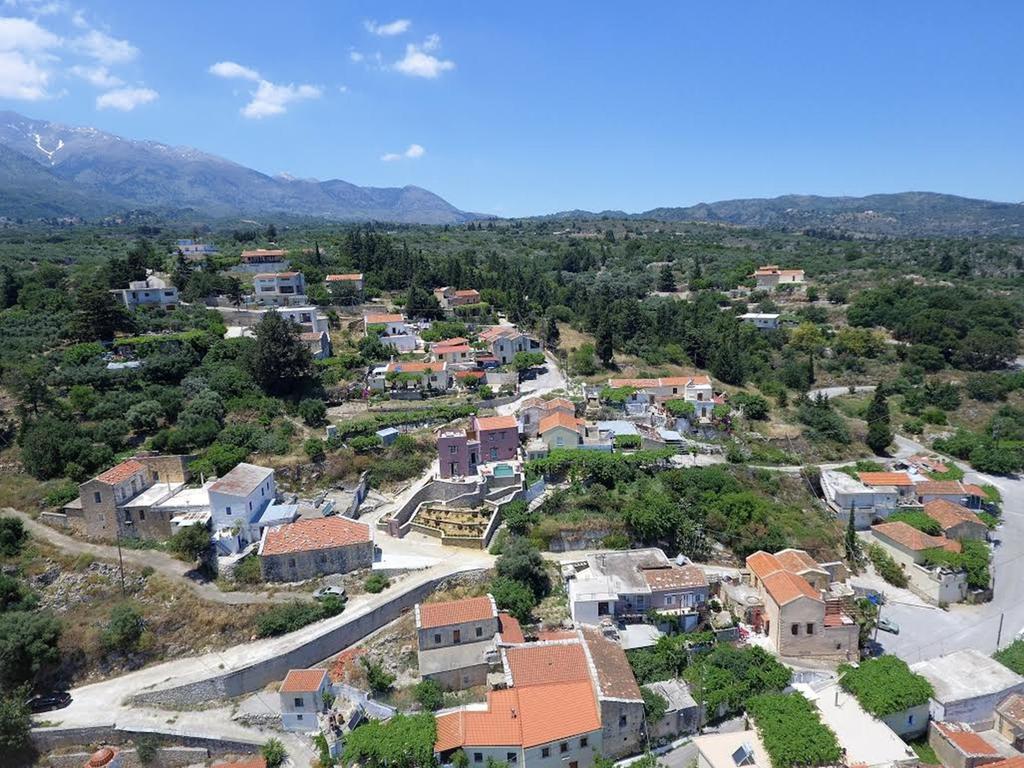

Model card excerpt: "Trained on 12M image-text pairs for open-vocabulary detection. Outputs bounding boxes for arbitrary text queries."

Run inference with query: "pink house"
[437,415,520,478]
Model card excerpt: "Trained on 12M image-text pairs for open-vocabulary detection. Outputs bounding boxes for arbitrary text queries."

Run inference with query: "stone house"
[478,325,542,365]
[68,455,194,541]
[434,287,481,309]
[924,499,989,541]
[579,627,646,759]
[928,721,1002,768]
[279,668,330,731]
[416,595,500,690]
[253,271,307,306]
[995,693,1024,750]
[752,265,805,289]
[643,679,700,743]
[301,330,332,360]
[917,480,987,510]
[870,521,969,604]
[745,550,858,661]
[258,517,373,582]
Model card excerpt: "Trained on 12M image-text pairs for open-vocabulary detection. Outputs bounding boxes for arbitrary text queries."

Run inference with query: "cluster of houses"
[820,459,992,604]
[57,455,373,581]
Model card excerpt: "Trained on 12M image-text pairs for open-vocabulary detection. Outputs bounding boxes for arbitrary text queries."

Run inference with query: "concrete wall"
[423,662,489,692]
[40,746,209,768]
[131,568,489,707]
[882,703,931,739]
[260,540,374,582]
[31,725,260,756]
[933,683,1024,728]
[600,699,645,759]
[418,615,500,650]
[875,536,969,605]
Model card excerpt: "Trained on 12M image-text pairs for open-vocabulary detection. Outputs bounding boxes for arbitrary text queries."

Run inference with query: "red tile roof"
[746,551,785,581]
[280,668,327,693]
[934,722,999,756]
[924,499,985,531]
[325,273,363,281]
[858,471,914,487]
[761,570,822,606]
[917,480,970,496]
[96,459,147,485]
[504,642,590,687]
[608,375,711,389]
[435,345,472,355]
[543,397,576,412]
[455,370,486,379]
[987,759,1024,768]
[417,595,496,629]
[774,549,825,575]
[241,248,287,258]
[365,313,405,324]
[580,627,643,702]
[872,521,961,553]
[386,361,447,374]
[497,613,525,644]
[538,411,583,434]
[435,681,600,751]
[454,289,480,298]
[537,629,578,641]
[260,517,371,557]
[475,415,518,432]
[641,564,708,590]
[432,337,469,348]
[963,483,987,498]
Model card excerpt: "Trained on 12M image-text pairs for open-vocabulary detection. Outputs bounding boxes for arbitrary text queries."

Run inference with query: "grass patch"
[909,738,939,765]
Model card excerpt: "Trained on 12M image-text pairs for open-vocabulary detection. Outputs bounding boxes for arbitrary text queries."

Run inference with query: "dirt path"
[2,508,303,605]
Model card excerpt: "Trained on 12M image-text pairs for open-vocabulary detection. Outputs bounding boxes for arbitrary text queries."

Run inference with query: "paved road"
[1,508,299,606]
[656,718,746,768]
[807,384,877,400]
[496,352,571,416]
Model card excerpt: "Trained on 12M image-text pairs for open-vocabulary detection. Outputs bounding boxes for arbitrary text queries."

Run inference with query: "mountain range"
[0,110,1022,236]
[0,111,474,224]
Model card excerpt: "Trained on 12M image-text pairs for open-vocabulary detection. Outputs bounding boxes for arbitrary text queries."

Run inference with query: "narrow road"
[807,384,876,400]
[2,508,303,606]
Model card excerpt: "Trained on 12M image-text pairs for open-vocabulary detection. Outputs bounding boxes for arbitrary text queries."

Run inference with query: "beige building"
[870,521,970,604]
[416,595,500,691]
[745,550,858,661]
[695,730,770,768]
[924,499,989,541]
[752,265,805,290]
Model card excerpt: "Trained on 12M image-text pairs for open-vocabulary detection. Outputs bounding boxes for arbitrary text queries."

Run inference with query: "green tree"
[490,576,536,622]
[596,322,614,367]
[0,687,31,756]
[69,285,131,342]
[642,687,669,725]
[0,518,28,557]
[126,400,165,433]
[0,610,62,687]
[865,386,892,455]
[657,263,676,292]
[362,656,396,694]
[102,602,145,652]
[495,537,550,600]
[168,524,211,563]
[414,679,444,711]
[298,398,328,426]
[343,712,438,768]
[845,508,860,564]
[252,311,314,396]
[544,316,561,347]
[3,357,52,415]
[262,737,287,768]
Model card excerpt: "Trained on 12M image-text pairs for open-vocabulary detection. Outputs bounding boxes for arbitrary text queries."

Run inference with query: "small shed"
[376,427,400,446]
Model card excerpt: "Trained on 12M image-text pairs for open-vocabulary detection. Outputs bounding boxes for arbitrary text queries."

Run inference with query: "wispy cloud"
[70,28,138,64]
[69,63,122,88]
[0,50,51,100]
[0,16,60,100]
[96,86,157,111]
[349,50,364,63]
[381,143,425,162]
[209,60,321,118]
[364,18,410,37]
[394,35,454,78]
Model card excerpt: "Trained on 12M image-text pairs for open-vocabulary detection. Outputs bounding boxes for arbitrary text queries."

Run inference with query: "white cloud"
[207,59,321,118]
[381,143,425,162]
[0,49,50,99]
[71,28,138,64]
[394,36,454,78]
[209,60,260,81]
[349,50,364,63]
[0,16,61,50]
[242,80,320,118]
[96,86,157,111]
[364,18,410,37]
[69,63,121,88]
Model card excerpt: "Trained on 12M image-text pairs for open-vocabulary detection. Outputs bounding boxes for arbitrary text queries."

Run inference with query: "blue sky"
[1,1,1022,216]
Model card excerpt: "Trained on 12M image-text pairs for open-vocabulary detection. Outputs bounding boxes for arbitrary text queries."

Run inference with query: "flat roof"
[122,482,182,508]
[155,483,212,510]
[693,730,770,768]
[912,649,1024,704]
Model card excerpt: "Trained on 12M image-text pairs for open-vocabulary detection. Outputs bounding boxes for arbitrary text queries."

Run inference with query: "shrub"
[496,537,550,600]
[298,398,328,427]
[364,573,390,594]
[0,687,32,754]
[262,738,287,768]
[414,679,444,711]
[615,434,642,450]
[350,435,383,453]
[343,713,437,768]
[42,482,79,508]
[868,544,908,588]
[995,640,1024,675]
[102,603,145,653]
[490,576,536,623]
[839,656,933,717]
[0,518,27,558]
[887,510,942,536]
[233,555,262,585]
[733,392,770,420]
[257,596,345,638]
[168,524,210,563]
[746,693,841,768]
[642,687,669,725]
[361,657,395,694]
[304,438,326,461]
[664,399,696,418]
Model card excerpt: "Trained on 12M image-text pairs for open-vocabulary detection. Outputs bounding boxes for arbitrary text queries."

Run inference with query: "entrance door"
[453,629,461,644]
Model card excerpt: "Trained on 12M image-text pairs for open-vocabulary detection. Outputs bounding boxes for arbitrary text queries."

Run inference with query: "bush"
[995,640,1024,675]
[364,573,390,594]
[102,603,145,653]
[496,537,550,600]
[746,693,841,768]
[42,482,79,509]
[350,435,383,453]
[868,544,908,588]
[262,738,287,768]
[887,510,941,536]
[361,656,395,694]
[615,434,642,450]
[298,398,328,427]
[733,392,770,420]
[0,518,28,558]
[343,713,437,768]
[304,438,326,461]
[414,679,444,711]
[0,687,31,755]
[168,524,210,563]
[839,656,933,717]
[257,596,345,638]
[233,554,262,585]
[642,687,669,725]
[490,576,536,623]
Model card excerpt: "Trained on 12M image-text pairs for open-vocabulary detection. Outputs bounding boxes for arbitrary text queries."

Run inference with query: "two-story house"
[607,376,715,419]
[279,668,330,731]
[324,273,364,295]
[112,276,179,311]
[434,287,482,309]
[752,265,805,290]
[437,416,520,478]
[518,397,576,437]
[431,338,475,367]
[364,312,417,353]
[915,480,987,510]
[478,325,542,365]
[416,595,500,690]
[253,272,307,306]
[273,305,330,334]
[370,361,453,393]
[208,462,276,553]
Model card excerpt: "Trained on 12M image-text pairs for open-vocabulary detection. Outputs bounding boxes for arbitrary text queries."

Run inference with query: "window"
[93,491,102,504]
[560,742,568,754]
[619,715,627,727]
[665,595,675,605]
[541,748,550,758]
[249,501,253,511]
[908,714,915,725]
[288,558,296,568]
[225,506,232,515]
[294,697,303,707]
[474,755,482,764]
[580,737,588,748]
[297,714,303,721]
[475,626,483,638]
[450,445,458,455]
[791,623,799,636]
[507,753,517,764]
[453,629,461,644]
[139,510,145,521]
[806,623,814,635]
[434,633,442,644]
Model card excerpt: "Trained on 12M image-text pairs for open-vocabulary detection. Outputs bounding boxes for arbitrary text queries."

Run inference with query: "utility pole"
[997,612,1005,651]
[115,525,126,599]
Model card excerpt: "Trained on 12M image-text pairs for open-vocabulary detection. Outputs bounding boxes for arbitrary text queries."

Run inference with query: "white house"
[274,306,330,334]
[365,312,417,352]
[738,313,781,331]
[253,272,308,306]
[112,276,179,311]
[279,668,330,731]
[324,273,364,293]
[478,325,542,365]
[208,463,276,552]
[820,469,899,529]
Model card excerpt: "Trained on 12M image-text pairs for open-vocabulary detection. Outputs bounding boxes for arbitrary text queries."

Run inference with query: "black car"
[26,691,71,713]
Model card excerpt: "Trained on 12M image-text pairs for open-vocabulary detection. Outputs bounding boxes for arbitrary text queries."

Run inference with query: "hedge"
[838,656,933,717]
[746,693,841,768]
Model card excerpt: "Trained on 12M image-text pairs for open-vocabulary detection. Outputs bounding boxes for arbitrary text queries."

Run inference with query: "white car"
[313,585,346,601]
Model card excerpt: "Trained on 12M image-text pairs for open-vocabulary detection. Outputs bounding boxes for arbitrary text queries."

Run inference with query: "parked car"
[26,691,71,713]
[313,585,346,601]
[877,617,900,635]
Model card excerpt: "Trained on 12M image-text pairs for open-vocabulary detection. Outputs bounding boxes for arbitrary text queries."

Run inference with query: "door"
[453,629,461,644]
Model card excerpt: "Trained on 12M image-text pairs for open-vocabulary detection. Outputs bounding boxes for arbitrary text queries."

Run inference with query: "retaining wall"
[31,724,260,756]
[40,746,210,768]
[131,567,488,707]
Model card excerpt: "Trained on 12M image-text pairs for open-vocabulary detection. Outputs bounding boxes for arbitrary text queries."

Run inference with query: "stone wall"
[260,540,374,581]
[31,725,260,757]
[132,567,489,707]
[40,746,210,768]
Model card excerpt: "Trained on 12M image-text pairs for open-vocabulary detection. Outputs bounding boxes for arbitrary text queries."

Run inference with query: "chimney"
[511,707,517,719]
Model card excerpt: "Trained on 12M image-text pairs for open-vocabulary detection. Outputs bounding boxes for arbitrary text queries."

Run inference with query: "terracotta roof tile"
[746,551,785,581]
[761,570,822,606]
[280,668,327,693]
[325,273,363,281]
[987,759,1024,768]
[917,480,969,496]
[537,629,578,641]
[934,722,999,756]
[254,271,299,279]
[365,313,405,324]
[538,411,583,434]
[924,499,985,531]
[872,521,961,553]
[774,549,825,575]
[641,564,708,590]
[387,361,447,374]
[475,415,518,432]
[962,484,986,498]
[543,397,576,412]
[434,345,472,355]
[608,376,712,389]
[497,613,525,644]
[260,517,371,557]
[418,595,496,629]
[580,627,643,702]
[858,471,914,487]
[241,248,287,258]
[96,459,147,485]
[505,642,590,687]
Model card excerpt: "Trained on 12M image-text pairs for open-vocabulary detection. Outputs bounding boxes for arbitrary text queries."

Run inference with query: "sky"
[0,0,1022,217]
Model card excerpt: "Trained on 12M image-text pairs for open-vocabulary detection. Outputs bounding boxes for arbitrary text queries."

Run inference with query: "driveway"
[495,352,570,416]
